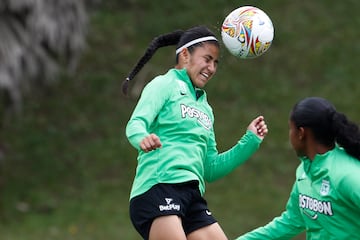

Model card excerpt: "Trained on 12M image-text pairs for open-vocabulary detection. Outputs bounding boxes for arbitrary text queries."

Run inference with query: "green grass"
[1,0,360,239]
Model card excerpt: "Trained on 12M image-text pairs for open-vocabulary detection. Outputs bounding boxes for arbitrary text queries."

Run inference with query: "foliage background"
[1,0,359,239]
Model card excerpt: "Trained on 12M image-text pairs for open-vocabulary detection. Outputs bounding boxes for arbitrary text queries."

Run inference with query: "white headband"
[175,36,218,55]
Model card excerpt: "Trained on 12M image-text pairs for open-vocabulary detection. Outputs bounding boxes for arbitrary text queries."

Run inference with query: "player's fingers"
[257,120,267,130]
[149,134,162,148]
[255,115,264,124]
[254,116,265,129]
[251,116,268,139]
[147,136,156,148]
[140,134,162,152]
[140,140,150,152]
[258,124,268,135]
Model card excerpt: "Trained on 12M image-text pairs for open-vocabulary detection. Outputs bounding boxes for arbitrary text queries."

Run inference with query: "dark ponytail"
[291,97,360,160]
[122,25,219,95]
[122,30,184,95]
[331,111,360,160]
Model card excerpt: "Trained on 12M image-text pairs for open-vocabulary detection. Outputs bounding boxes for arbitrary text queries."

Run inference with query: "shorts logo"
[159,198,181,212]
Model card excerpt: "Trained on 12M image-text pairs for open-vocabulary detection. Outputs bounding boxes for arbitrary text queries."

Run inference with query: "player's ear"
[298,127,306,140]
[178,48,190,65]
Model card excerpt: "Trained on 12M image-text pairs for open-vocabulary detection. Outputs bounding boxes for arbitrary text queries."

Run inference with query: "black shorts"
[129,180,217,240]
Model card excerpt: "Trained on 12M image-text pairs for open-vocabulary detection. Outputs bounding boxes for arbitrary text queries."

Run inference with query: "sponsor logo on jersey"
[180,104,212,130]
[299,194,333,217]
[159,198,181,212]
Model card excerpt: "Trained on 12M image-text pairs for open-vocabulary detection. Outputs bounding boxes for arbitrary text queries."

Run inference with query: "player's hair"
[290,97,360,160]
[122,25,219,95]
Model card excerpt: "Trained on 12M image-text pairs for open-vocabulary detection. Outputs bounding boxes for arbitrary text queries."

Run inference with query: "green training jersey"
[126,68,262,200]
[237,146,360,240]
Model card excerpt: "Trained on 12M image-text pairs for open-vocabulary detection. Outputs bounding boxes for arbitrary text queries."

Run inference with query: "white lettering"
[323,201,333,216]
[299,194,333,216]
[180,104,212,130]
[159,203,181,212]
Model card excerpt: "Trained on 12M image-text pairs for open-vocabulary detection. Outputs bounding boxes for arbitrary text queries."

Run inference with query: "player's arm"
[126,77,169,150]
[203,129,260,182]
[203,117,266,182]
[236,182,305,240]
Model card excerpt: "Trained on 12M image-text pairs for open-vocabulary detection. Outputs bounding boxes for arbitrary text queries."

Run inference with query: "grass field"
[1,0,360,239]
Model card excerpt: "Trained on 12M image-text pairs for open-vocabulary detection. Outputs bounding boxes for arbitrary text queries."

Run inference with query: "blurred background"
[0,0,359,239]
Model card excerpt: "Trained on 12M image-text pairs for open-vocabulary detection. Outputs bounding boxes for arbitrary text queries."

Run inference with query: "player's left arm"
[203,129,262,182]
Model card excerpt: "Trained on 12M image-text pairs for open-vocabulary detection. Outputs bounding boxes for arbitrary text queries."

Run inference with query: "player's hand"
[247,116,268,140]
[140,134,162,152]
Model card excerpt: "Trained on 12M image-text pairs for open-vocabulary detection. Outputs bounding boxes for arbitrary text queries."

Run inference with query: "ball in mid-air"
[221,6,274,59]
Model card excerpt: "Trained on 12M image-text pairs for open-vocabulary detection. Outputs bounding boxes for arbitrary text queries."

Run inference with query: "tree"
[0,0,98,118]
[0,0,102,218]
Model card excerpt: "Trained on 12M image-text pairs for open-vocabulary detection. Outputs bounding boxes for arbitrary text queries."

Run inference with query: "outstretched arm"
[204,116,268,182]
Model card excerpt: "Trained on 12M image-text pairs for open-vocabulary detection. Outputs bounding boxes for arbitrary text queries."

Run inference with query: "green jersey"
[126,68,262,199]
[237,146,360,240]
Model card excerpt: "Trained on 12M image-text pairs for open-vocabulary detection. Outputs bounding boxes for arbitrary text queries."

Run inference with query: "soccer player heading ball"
[124,25,268,240]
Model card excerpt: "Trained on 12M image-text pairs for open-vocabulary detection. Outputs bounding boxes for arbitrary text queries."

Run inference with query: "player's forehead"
[193,43,219,58]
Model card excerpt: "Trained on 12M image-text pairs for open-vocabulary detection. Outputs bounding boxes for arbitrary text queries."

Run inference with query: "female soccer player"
[124,25,268,240]
[237,97,360,239]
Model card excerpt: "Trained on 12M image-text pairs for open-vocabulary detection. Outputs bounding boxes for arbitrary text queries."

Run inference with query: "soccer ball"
[221,6,274,59]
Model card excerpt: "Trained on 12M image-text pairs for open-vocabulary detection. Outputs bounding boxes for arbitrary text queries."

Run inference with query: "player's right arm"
[236,182,305,240]
[126,76,169,151]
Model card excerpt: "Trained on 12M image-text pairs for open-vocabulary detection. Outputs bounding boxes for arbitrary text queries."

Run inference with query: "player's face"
[289,120,305,157]
[185,43,219,88]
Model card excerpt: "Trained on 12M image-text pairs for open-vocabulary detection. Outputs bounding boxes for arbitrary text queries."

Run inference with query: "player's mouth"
[200,72,210,80]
